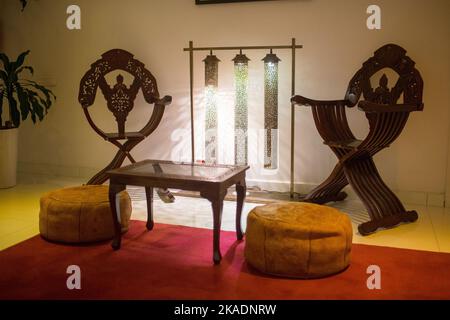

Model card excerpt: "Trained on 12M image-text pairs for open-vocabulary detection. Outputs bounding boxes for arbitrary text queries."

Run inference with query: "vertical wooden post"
[290,38,296,198]
[189,41,195,163]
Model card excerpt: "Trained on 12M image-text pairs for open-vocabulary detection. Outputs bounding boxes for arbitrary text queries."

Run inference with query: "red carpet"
[0,220,449,300]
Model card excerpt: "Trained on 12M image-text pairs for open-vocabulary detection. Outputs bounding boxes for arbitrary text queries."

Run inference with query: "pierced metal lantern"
[203,53,220,164]
[262,52,280,169]
[232,53,250,165]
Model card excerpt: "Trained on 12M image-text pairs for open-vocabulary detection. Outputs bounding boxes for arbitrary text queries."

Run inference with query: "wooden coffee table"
[107,160,249,264]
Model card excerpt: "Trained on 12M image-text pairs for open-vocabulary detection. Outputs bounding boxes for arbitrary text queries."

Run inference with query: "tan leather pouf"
[245,202,352,278]
[39,185,132,243]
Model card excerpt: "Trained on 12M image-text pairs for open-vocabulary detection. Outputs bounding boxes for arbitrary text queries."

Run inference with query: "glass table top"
[123,162,234,179]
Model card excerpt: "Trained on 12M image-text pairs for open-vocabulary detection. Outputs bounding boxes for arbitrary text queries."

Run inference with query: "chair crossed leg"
[87,138,175,203]
[303,163,348,205]
[304,153,417,235]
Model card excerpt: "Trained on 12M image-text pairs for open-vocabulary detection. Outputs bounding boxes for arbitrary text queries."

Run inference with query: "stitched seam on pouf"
[306,230,311,275]
[47,197,110,204]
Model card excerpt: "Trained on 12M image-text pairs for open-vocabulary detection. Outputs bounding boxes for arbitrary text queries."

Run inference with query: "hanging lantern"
[203,53,220,164]
[262,51,280,169]
[232,52,250,165]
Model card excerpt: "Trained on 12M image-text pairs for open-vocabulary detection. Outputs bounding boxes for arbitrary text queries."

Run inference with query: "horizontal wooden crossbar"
[183,44,303,52]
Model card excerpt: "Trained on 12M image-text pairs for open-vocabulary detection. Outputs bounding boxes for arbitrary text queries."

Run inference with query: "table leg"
[235,180,246,240]
[109,183,126,250]
[211,199,224,264]
[145,186,154,230]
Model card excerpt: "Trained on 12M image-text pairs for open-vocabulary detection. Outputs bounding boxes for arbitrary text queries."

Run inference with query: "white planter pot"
[0,127,18,188]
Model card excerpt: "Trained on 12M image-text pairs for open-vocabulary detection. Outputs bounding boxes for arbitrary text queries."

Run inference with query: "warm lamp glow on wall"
[262,50,280,169]
[232,51,250,165]
[203,52,220,164]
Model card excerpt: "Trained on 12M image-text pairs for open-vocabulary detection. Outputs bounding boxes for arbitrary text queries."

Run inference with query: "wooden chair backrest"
[345,44,423,107]
[346,44,424,151]
[78,49,160,137]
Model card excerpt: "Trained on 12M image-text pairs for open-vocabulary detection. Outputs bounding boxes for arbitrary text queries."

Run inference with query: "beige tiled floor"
[0,175,84,250]
[1,175,449,253]
[331,200,449,252]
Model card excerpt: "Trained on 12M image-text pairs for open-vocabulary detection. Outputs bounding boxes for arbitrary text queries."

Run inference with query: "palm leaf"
[35,92,50,113]
[17,66,34,76]
[22,80,56,108]
[23,89,38,123]
[0,90,3,126]
[23,80,56,98]
[15,84,30,121]
[12,50,30,71]
[22,90,37,122]
[0,53,11,72]
[25,89,44,121]
[7,92,20,127]
[21,0,28,11]
[0,70,8,83]
[30,104,36,123]
[0,51,54,127]
[31,97,44,121]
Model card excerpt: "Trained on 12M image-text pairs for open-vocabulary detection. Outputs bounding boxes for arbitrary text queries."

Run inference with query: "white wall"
[1,0,449,201]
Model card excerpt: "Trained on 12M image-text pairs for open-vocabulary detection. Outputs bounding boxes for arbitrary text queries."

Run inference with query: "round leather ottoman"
[244,202,352,278]
[39,185,132,243]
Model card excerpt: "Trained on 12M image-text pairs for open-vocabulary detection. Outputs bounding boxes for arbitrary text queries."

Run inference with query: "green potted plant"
[0,50,56,188]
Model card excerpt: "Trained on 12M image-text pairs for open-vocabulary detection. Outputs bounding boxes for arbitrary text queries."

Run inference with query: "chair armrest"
[358,101,424,113]
[291,95,349,107]
[155,95,172,106]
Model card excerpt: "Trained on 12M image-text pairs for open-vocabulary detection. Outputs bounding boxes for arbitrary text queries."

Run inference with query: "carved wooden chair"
[78,49,174,202]
[292,44,424,235]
